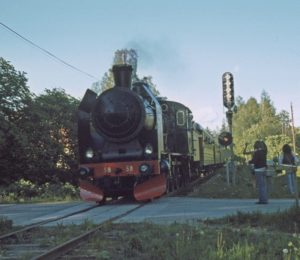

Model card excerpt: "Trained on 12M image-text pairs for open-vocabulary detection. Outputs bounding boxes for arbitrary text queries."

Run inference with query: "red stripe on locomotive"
[80,160,160,177]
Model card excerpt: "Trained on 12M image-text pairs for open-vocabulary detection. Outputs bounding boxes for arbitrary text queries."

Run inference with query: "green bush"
[0,179,79,203]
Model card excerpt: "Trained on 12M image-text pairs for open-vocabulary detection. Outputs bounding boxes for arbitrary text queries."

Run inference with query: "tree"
[296,127,300,155]
[98,49,138,92]
[21,88,80,183]
[0,58,80,185]
[265,134,291,159]
[232,97,260,150]
[141,76,160,96]
[113,49,138,80]
[278,110,291,136]
[0,57,32,121]
[0,57,33,184]
[258,91,281,138]
[94,49,160,95]
[99,70,114,92]
[232,91,287,158]
[0,114,30,184]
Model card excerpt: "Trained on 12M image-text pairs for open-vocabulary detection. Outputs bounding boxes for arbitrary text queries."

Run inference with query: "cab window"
[176,110,185,126]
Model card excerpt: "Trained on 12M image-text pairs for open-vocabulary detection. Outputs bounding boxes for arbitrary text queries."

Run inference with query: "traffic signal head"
[218,131,233,146]
[222,72,235,109]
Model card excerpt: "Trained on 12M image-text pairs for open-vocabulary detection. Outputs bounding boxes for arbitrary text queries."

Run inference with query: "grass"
[204,205,300,233]
[2,217,300,259]
[190,164,297,199]
[65,220,300,259]
[0,217,13,235]
[79,202,299,259]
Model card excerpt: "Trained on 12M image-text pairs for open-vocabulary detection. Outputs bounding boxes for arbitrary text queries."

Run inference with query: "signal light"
[218,131,233,146]
[222,72,234,109]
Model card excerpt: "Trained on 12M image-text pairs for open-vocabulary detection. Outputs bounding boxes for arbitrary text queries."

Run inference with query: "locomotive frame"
[77,64,225,202]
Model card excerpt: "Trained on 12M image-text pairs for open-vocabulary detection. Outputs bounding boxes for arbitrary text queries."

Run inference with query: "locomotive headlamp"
[85,148,94,159]
[79,166,90,177]
[139,163,151,174]
[144,144,153,155]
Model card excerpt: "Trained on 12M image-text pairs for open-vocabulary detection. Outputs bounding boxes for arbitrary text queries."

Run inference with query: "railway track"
[0,169,219,259]
[167,168,219,197]
[0,201,146,260]
[45,171,218,259]
[0,204,98,242]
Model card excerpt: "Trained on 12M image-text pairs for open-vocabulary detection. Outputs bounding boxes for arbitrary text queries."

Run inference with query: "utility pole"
[290,102,299,208]
[291,102,296,153]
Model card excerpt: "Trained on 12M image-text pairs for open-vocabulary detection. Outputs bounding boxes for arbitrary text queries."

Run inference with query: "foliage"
[265,134,291,159]
[0,179,79,203]
[205,205,300,235]
[3,210,300,259]
[232,91,298,158]
[97,70,114,93]
[190,165,297,199]
[0,58,33,184]
[20,88,79,183]
[93,49,160,95]
[94,49,138,93]
[141,75,160,96]
[0,57,79,186]
[0,57,32,121]
[65,221,300,259]
[113,49,138,80]
[282,239,300,260]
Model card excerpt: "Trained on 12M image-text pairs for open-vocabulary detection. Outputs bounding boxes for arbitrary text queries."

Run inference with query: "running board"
[134,175,167,201]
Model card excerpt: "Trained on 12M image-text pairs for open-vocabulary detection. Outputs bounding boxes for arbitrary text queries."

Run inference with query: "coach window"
[176,110,185,126]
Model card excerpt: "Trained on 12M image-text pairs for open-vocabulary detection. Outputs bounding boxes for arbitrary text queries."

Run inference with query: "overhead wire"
[0,21,99,80]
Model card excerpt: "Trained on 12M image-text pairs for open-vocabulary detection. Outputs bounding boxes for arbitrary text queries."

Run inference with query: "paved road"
[117,197,295,224]
[0,198,295,226]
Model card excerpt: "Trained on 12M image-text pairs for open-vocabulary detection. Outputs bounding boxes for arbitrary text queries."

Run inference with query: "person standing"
[279,144,299,194]
[249,140,268,204]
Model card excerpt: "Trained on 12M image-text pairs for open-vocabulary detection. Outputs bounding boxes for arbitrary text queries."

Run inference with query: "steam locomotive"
[77,64,225,202]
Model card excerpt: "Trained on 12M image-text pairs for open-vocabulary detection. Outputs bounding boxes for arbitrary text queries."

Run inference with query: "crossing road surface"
[0,198,295,226]
[117,197,295,224]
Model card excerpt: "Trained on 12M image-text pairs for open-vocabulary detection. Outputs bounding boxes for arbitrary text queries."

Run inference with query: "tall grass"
[75,221,300,259]
[205,205,300,233]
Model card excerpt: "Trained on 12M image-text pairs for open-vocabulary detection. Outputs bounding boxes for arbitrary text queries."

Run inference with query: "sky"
[1,0,300,129]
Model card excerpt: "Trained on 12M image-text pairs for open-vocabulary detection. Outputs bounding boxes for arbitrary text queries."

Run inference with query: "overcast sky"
[1,0,300,129]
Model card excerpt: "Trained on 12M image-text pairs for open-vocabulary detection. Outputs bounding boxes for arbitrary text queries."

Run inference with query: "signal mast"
[221,72,235,185]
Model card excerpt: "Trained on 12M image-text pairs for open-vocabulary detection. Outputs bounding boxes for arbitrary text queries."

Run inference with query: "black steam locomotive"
[77,65,225,202]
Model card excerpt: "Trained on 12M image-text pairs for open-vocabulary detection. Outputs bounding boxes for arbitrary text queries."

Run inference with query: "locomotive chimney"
[112,64,133,88]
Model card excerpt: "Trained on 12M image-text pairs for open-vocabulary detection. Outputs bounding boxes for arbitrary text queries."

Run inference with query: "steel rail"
[32,203,146,260]
[166,168,219,197]
[0,204,99,241]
